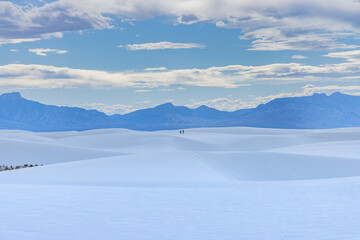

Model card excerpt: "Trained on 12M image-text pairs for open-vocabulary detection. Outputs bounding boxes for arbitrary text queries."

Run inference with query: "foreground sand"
[0,127,360,239]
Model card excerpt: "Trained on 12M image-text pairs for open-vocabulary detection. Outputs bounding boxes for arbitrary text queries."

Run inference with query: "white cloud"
[187,98,254,111]
[78,0,360,51]
[158,88,175,92]
[0,63,241,89]
[0,37,41,45]
[2,0,360,51]
[134,89,152,93]
[28,48,68,56]
[324,50,360,62]
[126,42,205,50]
[77,103,137,115]
[0,1,110,44]
[238,20,359,51]
[302,84,360,95]
[145,67,167,71]
[292,55,308,59]
[1,60,360,89]
[135,100,151,104]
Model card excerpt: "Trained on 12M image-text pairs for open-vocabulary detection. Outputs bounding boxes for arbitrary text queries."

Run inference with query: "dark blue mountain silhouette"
[233,93,360,129]
[0,92,111,131]
[0,92,360,131]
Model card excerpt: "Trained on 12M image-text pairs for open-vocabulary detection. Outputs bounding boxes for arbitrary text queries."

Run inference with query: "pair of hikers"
[179,129,185,134]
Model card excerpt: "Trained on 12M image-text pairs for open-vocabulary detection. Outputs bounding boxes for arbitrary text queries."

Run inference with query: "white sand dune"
[0,136,121,166]
[1,127,360,239]
[2,127,360,182]
[0,153,233,186]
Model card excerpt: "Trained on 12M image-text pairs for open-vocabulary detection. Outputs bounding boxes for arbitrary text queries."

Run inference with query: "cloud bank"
[124,42,205,50]
[2,0,360,50]
[187,84,360,111]
[145,67,167,71]
[325,50,360,62]
[28,48,68,56]
[77,102,136,114]
[0,51,360,89]
[292,55,308,59]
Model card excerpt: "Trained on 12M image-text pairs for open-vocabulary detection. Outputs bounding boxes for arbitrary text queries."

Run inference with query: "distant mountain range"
[1,92,360,131]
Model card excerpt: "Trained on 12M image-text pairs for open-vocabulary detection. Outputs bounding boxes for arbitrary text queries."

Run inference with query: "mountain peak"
[196,105,210,109]
[312,93,327,97]
[155,102,175,108]
[196,105,216,111]
[0,92,22,99]
[330,92,345,97]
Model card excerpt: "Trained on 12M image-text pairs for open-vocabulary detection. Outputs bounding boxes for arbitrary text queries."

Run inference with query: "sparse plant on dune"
[0,164,40,172]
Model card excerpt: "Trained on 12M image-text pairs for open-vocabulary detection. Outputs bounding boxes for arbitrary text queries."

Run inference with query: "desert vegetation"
[0,164,41,172]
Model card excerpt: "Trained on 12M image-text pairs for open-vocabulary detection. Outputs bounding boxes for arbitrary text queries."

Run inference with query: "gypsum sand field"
[1,127,360,239]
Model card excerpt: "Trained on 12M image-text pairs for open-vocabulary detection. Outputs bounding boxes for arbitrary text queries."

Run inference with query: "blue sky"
[1,0,360,114]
